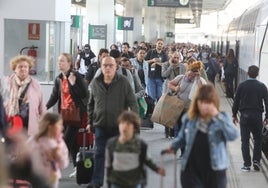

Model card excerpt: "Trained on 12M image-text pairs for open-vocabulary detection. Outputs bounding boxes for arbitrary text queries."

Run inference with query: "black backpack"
[122,67,128,77]
[144,93,155,116]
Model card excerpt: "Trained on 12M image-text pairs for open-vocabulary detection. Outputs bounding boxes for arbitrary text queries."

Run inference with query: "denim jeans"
[147,78,163,102]
[91,127,119,186]
[240,111,263,166]
[110,184,142,188]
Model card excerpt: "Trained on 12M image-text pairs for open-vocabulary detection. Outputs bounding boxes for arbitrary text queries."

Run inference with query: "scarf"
[7,74,32,116]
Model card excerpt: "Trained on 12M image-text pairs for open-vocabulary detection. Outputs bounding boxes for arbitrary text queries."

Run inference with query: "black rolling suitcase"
[76,128,95,185]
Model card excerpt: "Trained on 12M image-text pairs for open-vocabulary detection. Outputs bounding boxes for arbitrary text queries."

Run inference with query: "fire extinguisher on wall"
[19,45,38,75]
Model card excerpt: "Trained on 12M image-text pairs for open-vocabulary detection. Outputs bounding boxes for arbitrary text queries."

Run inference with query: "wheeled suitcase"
[76,128,95,185]
[77,114,94,148]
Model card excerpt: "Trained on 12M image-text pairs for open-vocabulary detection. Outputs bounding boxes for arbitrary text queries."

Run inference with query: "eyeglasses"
[102,64,115,68]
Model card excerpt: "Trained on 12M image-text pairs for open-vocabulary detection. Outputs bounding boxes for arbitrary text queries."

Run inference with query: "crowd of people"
[0,39,267,188]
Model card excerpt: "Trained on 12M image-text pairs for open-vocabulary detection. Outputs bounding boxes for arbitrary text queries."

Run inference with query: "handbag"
[7,115,24,136]
[151,93,185,128]
[137,97,148,118]
[18,82,31,128]
[61,103,81,127]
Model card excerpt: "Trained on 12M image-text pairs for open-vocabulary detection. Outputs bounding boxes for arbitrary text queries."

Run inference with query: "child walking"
[29,112,69,188]
[105,110,165,188]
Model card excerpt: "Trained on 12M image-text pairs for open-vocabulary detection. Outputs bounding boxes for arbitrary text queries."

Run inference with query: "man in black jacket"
[87,56,138,188]
[232,65,268,172]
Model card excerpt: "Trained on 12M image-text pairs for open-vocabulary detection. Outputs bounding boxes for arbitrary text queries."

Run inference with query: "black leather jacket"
[46,69,88,113]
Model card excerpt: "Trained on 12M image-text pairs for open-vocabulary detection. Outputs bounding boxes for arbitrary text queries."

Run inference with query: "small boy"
[105,110,165,188]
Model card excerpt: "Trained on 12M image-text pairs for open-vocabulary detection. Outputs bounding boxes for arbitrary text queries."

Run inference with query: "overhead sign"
[89,25,107,40]
[28,23,40,40]
[166,32,174,38]
[118,16,134,31]
[174,18,194,24]
[147,0,189,8]
[71,15,80,28]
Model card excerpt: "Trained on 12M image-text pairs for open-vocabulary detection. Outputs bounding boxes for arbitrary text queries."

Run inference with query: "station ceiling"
[72,0,232,28]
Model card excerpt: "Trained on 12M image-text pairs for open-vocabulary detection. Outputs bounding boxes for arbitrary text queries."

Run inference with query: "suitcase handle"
[78,128,95,160]
[160,153,177,188]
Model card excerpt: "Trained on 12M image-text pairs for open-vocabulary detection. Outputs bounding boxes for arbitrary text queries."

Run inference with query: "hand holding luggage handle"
[160,151,177,188]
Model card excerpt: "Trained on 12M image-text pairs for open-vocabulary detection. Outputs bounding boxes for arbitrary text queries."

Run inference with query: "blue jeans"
[110,184,142,188]
[240,111,263,166]
[91,127,119,186]
[147,78,163,102]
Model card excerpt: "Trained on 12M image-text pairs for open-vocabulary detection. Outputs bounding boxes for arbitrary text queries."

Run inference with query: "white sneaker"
[69,167,77,178]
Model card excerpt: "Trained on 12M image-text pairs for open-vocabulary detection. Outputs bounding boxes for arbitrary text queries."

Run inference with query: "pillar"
[124,0,143,44]
[144,6,158,43]
[86,0,115,53]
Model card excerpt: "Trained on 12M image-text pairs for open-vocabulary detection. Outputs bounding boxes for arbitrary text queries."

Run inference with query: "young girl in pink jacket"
[29,113,69,188]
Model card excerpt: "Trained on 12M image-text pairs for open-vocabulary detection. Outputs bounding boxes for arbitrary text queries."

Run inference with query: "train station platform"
[59,81,268,188]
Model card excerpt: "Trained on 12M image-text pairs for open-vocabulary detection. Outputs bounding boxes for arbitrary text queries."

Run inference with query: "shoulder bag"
[18,82,31,128]
[151,92,185,128]
[61,102,81,127]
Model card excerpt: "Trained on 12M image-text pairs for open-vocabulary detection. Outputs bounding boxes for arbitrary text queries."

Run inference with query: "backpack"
[106,137,147,186]
[77,51,95,69]
[122,67,128,77]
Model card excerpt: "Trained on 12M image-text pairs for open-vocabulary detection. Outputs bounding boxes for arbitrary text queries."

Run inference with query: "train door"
[220,41,223,55]
[226,41,230,56]
[235,40,240,90]
[259,24,268,87]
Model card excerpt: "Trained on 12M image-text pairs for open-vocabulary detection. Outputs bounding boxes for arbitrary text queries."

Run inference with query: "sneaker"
[253,161,260,171]
[68,167,76,178]
[241,166,250,172]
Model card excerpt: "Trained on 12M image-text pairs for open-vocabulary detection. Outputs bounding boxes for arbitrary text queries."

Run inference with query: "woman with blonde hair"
[46,53,88,177]
[1,55,45,136]
[163,84,239,188]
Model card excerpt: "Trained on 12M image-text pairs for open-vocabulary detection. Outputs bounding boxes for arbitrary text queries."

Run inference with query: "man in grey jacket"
[87,56,138,188]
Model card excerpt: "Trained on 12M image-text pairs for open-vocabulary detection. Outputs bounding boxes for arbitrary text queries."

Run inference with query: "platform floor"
[58,82,268,188]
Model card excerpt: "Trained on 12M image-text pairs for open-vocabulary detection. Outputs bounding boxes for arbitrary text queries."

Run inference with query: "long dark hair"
[226,49,236,64]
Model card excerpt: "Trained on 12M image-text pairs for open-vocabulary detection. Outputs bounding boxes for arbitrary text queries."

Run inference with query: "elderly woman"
[46,53,88,177]
[168,61,207,148]
[1,55,45,136]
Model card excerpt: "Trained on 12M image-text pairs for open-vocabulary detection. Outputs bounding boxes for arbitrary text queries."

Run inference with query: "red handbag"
[7,115,24,136]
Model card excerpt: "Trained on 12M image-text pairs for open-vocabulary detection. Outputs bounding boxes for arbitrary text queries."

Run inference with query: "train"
[211,0,268,88]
